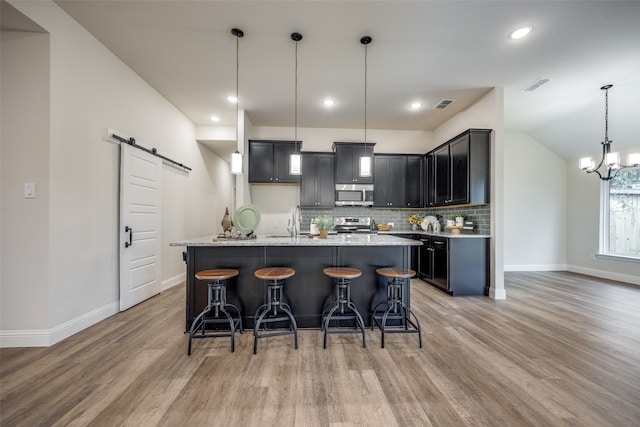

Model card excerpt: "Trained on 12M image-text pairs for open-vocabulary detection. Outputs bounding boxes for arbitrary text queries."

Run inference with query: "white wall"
[503,133,567,270]
[567,147,640,285]
[251,126,432,153]
[1,0,231,346]
[432,88,505,299]
[1,29,51,336]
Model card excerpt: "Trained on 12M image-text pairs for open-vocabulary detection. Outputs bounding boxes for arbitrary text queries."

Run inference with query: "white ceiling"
[8,1,640,161]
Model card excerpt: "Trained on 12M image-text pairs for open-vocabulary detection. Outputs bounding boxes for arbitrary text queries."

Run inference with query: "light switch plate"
[24,183,36,199]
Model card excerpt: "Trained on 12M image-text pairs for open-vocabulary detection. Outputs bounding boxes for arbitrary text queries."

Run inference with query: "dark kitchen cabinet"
[406,155,424,207]
[374,154,423,207]
[248,140,301,184]
[425,153,435,207]
[389,233,420,273]
[418,235,489,296]
[374,155,406,207]
[427,129,490,207]
[333,142,375,184]
[300,152,335,207]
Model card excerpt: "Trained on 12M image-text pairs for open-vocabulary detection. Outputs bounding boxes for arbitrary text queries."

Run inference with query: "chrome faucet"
[287,205,302,238]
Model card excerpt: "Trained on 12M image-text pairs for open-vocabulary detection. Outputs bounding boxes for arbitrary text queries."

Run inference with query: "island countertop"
[170,233,422,247]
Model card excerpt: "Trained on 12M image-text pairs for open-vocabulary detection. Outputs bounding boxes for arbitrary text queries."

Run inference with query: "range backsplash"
[301,205,491,235]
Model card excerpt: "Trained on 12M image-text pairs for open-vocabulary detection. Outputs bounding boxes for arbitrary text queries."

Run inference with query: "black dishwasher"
[431,238,448,292]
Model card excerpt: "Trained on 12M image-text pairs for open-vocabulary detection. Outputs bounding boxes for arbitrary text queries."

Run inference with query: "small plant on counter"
[314,215,334,239]
[314,216,334,231]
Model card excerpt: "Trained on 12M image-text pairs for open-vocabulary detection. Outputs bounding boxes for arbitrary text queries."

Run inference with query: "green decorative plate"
[234,204,261,234]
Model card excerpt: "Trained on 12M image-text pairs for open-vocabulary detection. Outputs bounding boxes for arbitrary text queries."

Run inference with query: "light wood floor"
[1,272,640,426]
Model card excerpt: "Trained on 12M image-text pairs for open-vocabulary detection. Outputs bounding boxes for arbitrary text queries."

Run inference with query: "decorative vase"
[221,207,233,232]
[412,224,418,231]
[318,230,329,239]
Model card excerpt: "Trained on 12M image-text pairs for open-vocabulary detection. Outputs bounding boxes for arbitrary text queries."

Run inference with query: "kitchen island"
[171,234,421,330]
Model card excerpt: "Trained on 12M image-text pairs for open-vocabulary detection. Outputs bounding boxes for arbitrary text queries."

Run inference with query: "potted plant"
[314,216,334,238]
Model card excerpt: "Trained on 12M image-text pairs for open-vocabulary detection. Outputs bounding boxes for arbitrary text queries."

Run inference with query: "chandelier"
[579,84,639,181]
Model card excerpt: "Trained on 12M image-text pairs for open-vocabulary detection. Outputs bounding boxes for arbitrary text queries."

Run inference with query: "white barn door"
[119,143,162,311]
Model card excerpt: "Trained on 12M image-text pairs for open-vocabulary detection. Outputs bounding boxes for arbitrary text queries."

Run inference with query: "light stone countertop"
[377,230,491,239]
[170,233,422,247]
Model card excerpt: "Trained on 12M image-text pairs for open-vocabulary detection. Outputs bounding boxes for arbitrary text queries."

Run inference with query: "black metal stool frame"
[322,276,367,349]
[253,278,298,354]
[188,279,243,355]
[371,276,422,348]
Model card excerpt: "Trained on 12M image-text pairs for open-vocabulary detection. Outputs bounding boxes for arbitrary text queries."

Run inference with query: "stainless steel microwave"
[335,184,374,206]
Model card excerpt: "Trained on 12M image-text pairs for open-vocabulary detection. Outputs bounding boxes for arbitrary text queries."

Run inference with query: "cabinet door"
[406,155,423,207]
[387,156,406,207]
[300,154,318,207]
[425,153,435,207]
[300,153,334,207]
[316,154,335,207]
[449,135,469,205]
[434,145,450,205]
[432,238,448,290]
[249,141,274,183]
[274,143,301,183]
[373,156,390,207]
[335,143,374,184]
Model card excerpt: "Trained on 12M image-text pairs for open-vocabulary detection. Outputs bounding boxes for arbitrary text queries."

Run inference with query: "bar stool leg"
[253,279,298,354]
[322,278,366,349]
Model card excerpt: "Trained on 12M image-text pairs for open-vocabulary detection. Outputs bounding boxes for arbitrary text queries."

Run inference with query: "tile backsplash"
[301,205,491,235]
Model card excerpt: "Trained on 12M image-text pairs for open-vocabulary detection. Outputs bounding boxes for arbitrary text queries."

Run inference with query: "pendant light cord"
[364,42,368,144]
[235,32,239,144]
[295,39,298,143]
[604,86,609,143]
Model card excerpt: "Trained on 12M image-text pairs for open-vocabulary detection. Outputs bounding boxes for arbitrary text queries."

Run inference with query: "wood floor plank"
[2,272,640,426]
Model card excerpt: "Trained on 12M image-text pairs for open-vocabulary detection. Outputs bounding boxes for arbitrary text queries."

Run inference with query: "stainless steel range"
[333,217,376,234]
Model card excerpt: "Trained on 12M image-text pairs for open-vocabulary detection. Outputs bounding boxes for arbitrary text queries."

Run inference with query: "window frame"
[598,168,640,262]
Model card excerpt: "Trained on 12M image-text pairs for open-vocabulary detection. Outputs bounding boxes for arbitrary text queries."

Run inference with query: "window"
[602,167,640,258]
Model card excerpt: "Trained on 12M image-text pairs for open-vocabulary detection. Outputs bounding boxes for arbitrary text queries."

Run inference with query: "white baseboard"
[162,272,185,291]
[0,302,118,348]
[568,265,640,286]
[504,264,568,272]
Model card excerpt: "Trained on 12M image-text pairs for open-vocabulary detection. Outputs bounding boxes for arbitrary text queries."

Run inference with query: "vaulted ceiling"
[6,1,640,161]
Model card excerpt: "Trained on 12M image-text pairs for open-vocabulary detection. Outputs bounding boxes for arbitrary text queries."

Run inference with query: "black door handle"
[125,226,132,248]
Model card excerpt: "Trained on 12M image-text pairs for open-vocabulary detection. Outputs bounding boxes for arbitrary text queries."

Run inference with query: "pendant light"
[579,84,640,181]
[230,28,244,175]
[359,36,373,178]
[289,32,303,175]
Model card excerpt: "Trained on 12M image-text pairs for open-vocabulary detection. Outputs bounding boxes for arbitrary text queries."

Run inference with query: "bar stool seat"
[188,268,242,355]
[321,267,366,349]
[371,268,422,348]
[253,267,298,354]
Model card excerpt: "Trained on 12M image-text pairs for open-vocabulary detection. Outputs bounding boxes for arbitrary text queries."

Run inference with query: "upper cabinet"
[248,140,301,184]
[426,129,491,207]
[374,154,423,208]
[333,142,375,184]
[300,152,335,207]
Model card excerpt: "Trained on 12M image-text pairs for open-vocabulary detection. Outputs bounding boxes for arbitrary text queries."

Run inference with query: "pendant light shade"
[359,35,372,178]
[231,150,242,174]
[290,32,303,175]
[230,28,244,175]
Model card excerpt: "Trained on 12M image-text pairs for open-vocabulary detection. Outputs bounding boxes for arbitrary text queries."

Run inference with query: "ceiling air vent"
[433,99,454,110]
[521,78,551,92]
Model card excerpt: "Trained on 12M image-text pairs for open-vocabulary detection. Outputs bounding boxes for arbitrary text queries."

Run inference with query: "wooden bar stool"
[188,268,243,355]
[371,268,422,348]
[321,267,366,349]
[253,267,298,354]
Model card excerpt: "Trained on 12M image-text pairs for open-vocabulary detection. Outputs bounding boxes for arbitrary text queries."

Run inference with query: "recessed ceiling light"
[410,102,422,109]
[510,26,533,39]
[323,99,335,107]
[227,95,238,103]
[210,115,220,122]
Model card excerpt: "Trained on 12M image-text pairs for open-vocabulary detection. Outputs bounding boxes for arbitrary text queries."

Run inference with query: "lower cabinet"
[418,236,488,296]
